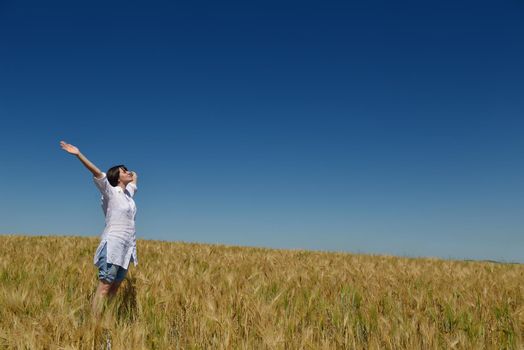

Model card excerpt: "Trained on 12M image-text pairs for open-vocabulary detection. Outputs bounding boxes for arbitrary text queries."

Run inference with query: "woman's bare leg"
[92,280,112,317]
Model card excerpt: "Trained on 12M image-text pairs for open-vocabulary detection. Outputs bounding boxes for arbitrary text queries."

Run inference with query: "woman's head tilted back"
[107,165,133,187]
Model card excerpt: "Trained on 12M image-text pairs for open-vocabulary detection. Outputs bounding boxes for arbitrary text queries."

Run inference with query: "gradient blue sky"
[1,0,522,262]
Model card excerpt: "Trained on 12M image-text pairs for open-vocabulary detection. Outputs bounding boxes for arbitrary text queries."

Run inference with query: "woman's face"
[118,167,134,185]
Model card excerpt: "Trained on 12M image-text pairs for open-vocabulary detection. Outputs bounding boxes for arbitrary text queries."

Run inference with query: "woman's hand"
[60,141,80,155]
[60,141,102,177]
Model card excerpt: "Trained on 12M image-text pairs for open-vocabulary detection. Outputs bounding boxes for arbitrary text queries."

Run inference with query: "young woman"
[60,141,138,316]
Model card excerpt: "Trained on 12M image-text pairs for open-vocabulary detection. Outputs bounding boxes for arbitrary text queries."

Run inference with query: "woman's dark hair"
[107,165,128,187]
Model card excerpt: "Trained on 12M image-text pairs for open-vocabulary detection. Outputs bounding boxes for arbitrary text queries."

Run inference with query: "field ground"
[0,235,522,349]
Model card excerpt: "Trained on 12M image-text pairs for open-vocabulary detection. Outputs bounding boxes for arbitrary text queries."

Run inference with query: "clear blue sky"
[1,0,522,262]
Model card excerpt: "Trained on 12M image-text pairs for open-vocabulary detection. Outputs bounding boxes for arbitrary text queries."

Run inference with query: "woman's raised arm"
[131,171,138,186]
[60,141,103,178]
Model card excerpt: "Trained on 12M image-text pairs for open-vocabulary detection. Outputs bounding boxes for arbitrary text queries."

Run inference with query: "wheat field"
[0,235,522,349]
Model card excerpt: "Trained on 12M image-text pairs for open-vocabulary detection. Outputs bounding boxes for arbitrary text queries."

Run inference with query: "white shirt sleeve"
[93,172,113,198]
[126,183,138,198]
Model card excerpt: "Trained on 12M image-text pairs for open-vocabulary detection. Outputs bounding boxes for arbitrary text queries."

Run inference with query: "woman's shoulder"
[93,172,117,197]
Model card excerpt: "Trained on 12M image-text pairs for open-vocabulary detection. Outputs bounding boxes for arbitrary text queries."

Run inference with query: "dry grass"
[0,235,522,349]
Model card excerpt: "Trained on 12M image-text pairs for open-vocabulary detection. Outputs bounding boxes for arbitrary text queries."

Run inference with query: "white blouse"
[92,172,138,270]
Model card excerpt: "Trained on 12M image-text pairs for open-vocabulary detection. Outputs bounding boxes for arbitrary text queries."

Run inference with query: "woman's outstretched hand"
[60,141,102,177]
[60,141,80,155]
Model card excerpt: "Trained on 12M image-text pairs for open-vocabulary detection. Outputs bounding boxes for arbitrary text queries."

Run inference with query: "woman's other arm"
[131,171,138,186]
[60,141,103,178]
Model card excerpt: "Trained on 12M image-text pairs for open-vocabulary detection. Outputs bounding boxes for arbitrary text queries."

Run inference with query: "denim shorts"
[96,243,128,283]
